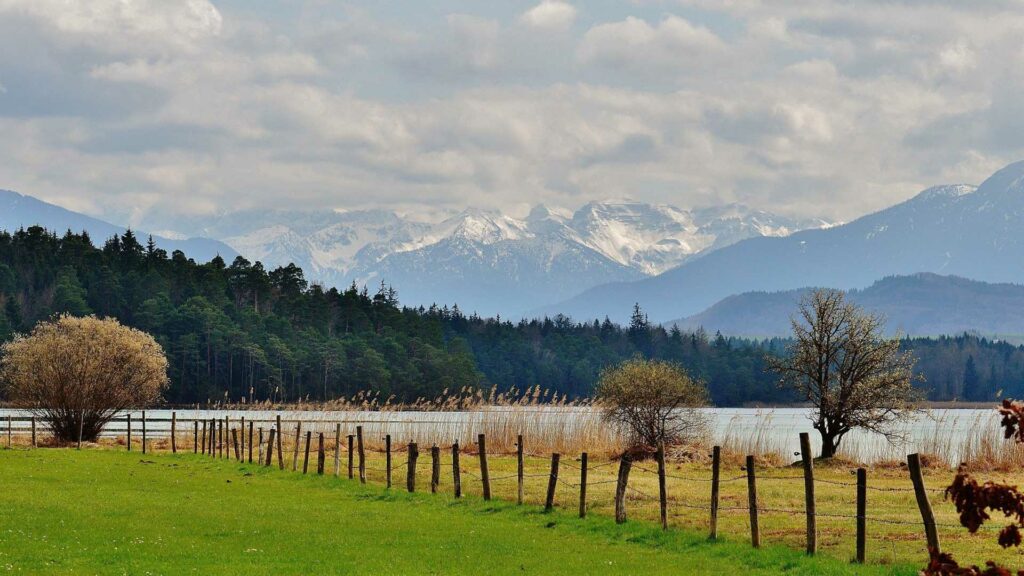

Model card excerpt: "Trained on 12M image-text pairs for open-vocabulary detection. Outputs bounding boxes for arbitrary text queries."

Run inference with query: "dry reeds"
[185,386,627,457]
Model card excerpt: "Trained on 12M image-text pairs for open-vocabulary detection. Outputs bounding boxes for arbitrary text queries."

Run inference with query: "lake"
[0,406,1006,465]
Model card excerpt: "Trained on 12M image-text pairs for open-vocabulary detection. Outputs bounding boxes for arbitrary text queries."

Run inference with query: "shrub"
[595,358,708,451]
[0,315,168,443]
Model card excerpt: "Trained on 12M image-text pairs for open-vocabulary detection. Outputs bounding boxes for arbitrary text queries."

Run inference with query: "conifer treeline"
[0,226,1019,405]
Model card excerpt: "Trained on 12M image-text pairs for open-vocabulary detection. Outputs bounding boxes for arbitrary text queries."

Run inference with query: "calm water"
[0,407,1002,464]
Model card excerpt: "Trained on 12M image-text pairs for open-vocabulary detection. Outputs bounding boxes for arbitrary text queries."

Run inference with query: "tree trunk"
[819,430,838,458]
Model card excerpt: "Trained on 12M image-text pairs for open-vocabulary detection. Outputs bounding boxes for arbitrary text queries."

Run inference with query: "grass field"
[0,448,924,575]
[455,449,1024,570]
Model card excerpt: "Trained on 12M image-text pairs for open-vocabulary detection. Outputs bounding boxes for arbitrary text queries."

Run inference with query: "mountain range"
[136,200,826,316]
[543,161,1024,323]
[9,159,1024,327]
[668,273,1024,337]
[0,190,235,263]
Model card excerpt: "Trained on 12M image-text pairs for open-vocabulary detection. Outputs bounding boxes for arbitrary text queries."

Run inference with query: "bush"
[595,358,709,451]
[0,315,168,443]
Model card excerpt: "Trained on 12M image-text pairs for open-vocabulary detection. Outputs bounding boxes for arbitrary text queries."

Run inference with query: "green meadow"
[0,448,919,575]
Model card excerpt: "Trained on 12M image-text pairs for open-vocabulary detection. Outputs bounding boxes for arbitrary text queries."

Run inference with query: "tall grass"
[14,388,1021,468]
[206,386,626,456]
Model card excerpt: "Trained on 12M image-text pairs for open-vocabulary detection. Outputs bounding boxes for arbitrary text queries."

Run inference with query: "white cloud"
[938,40,976,74]
[578,16,724,73]
[520,1,577,31]
[0,0,222,55]
[2,0,1024,227]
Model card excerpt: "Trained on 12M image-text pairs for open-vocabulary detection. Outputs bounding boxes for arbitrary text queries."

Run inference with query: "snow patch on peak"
[527,204,572,223]
[914,184,976,202]
[449,210,532,244]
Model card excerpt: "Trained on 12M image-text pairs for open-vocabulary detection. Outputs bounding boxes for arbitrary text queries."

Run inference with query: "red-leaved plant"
[924,400,1024,575]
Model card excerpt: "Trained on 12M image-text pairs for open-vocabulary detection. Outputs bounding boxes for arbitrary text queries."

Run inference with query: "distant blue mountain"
[667,273,1024,337]
[541,161,1024,324]
[0,189,236,262]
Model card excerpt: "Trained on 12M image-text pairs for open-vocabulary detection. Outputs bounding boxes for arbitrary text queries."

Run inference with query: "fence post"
[333,424,341,477]
[142,411,147,454]
[248,421,254,463]
[431,445,440,493]
[452,441,461,498]
[357,426,366,483]
[193,421,198,454]
[292,422,302,471]
[710,446,721,540]
[218,420,223,458]
[385,434,392,489]
[276,415,284,470]
[6,415,10,448]
[545,453,560,512]
[127,413,132,451]
[746,455,760,548]
[579,452,588,518]
[478,434,491,501]
[317,432,325,475]
[657,442,668,530]
[908,453,940,555]
[516,434,524,505]
[799,432,816,555]
[200,421,205,454]
[239,417,245,459]
[614,454,632,524]
[302,430,312,474]
[857,467,867,564]
[265,429,276,466]
[210,419,216,456]
[407,442,418,492]
[171,412,177,453]
[258,427,264,464]
[224,416,229,458]
[347,435,354,479]
[232,428,240,460]
[31,416,36,448]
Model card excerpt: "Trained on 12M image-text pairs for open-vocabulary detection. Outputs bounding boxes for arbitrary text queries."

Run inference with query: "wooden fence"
[1,413,963,564]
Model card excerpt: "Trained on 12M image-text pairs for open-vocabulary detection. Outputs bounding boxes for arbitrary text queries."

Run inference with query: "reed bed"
[7,389,1024,469]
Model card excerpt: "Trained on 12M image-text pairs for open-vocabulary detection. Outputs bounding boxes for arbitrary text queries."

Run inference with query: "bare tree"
[767,289,922,458]
[595,358,709,452]
[0,315,169,443]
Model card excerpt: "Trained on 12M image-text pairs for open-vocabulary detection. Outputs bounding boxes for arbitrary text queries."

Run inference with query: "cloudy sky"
[0,0,1022,225]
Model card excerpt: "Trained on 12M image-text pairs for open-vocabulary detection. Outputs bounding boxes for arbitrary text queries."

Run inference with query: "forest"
[0,225,1018,406]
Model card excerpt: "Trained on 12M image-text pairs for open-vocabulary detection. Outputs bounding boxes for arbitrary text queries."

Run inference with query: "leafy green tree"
[51,267,91,316]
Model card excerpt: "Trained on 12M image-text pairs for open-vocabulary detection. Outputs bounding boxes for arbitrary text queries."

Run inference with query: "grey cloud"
[0,0,1023,226]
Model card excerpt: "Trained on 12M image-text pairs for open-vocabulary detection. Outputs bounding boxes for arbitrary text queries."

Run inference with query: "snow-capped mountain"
[542,161,1024,324]
[140,200,828,316]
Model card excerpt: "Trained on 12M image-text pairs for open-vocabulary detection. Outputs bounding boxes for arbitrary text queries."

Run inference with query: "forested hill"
[0,226,1020,405]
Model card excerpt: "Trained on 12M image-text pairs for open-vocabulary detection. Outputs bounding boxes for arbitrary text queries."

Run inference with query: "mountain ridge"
[137,199,827,316]
[539,161,1024,324]
[667,273,1024,338]
[0,189,236,263]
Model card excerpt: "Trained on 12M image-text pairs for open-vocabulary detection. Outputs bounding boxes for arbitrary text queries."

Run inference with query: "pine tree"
[962,354,982,401]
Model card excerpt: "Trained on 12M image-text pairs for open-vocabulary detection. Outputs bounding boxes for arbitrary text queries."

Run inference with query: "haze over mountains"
[669,274,1024,338]
[0,190,235,263]
[137,201,826,316]
[545,161,1024,324]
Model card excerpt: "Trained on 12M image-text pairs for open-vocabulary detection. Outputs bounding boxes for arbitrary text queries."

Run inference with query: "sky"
[1,0,1023,225]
